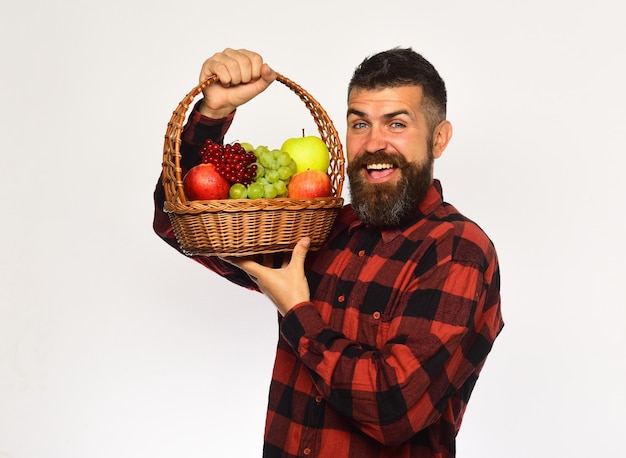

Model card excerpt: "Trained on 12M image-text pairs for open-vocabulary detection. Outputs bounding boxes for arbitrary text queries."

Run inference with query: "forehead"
[347,85,424,117]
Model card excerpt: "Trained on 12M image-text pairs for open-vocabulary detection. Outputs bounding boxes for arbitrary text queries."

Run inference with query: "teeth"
[366,163,394,170]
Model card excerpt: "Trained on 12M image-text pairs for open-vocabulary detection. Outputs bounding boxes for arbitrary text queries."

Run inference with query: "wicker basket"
[161,73,345,257]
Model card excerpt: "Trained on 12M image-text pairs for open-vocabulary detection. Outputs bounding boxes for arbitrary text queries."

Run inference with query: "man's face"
[345,85,444,227]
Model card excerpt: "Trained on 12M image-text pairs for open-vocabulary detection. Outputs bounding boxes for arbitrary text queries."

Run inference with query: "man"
[153,47,504,457]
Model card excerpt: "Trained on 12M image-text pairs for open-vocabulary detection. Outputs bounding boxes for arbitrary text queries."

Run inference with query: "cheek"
[345,133,361,161]
[401,139,430,164]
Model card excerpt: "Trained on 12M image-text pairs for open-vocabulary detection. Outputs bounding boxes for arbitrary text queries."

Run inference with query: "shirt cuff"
[181,99,236,146]
[279,302,328,353]
[190,99,236,124]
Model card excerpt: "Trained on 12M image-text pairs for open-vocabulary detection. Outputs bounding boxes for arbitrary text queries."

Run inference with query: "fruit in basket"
[280,135,330,174]
[183,163,231,200]
[287,170,332,199]
[229,183,248,199]
[242,144,296,198]
[239,142,255,153]
[247,182,265,199]
[200,139,258,186]
[264,184,278,199]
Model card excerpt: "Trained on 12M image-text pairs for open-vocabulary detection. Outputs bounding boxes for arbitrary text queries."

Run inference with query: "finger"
[221,48,252,84]
[228,257,267,279]
[289,237,310,271]
[235,49,264,81]
[200,48,244,86]
[212,60,241,87]
[221,48,267,85]
[260,62,277,83]
[220,254,257,270]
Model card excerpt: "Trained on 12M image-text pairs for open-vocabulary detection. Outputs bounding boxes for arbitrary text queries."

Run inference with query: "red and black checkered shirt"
[153,103,504,458]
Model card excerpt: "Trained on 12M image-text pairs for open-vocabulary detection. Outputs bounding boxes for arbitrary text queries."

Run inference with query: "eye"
[390,121,406,129]
[351,121,368,130]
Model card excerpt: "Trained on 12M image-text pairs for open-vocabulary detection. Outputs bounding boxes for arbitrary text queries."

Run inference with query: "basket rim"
[164,195,344,215]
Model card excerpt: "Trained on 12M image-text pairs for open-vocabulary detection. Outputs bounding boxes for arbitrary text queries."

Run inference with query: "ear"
[431,120,453,159]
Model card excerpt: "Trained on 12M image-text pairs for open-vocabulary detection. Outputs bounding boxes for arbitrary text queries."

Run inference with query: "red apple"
[183,163,230,200]
[287,170,332,199]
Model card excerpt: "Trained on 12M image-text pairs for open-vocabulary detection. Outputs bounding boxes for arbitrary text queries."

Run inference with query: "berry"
[199,139,258,186]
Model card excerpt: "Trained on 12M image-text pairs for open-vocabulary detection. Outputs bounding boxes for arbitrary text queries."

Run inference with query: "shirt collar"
[347,179,444,243]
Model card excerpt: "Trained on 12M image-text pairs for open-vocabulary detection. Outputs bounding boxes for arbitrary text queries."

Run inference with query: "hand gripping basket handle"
[161,73,345,205]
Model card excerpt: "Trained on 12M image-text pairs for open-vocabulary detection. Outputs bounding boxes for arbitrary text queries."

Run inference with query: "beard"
[347,150,434,228]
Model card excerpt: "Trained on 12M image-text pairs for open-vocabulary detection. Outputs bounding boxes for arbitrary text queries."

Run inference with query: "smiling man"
[345,50,452,230]
[153,47,504,458]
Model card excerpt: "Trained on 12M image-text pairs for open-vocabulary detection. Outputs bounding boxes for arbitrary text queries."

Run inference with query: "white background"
[1,1,625,457]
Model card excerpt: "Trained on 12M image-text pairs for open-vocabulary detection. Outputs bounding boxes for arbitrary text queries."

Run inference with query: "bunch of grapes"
[223,144,296,199]
[199,139,258,186]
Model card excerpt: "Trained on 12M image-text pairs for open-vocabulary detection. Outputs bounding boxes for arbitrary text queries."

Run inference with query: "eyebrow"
[347,108,412,119]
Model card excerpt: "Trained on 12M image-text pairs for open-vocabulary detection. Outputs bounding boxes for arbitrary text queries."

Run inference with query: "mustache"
[348,150,409,170]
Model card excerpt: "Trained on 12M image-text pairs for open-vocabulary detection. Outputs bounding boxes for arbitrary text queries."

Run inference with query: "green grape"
[277,151,292,167]
[240,142,255,153]
[253,162,265,179]
[263,183,278,199]
[256,177,269,185]
[255,145,270,155]
[278,166,292,181]
[258,150,273,169]
[266,169,280,183]
[274,180,287,196]
[229,183,247,199]
[247,182,264,199]
[288,159,298,174]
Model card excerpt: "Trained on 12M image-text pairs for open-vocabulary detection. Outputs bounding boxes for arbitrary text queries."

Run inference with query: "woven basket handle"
[161,73,345,204]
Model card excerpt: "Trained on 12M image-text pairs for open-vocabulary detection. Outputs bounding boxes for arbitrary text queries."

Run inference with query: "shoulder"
[326,204,360,237]
[428,201,498,270]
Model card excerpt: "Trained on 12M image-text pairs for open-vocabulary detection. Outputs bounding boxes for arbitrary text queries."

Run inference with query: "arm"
[234,226,503,445]
[152,105,255,287]
[285,264,501,444]
[153,48,277,289]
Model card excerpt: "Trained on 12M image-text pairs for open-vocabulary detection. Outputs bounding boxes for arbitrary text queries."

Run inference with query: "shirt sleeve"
[279,227,504,446]
[152,100,257,290]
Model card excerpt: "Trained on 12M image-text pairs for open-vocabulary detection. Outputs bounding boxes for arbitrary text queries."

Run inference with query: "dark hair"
[348,47,447,132]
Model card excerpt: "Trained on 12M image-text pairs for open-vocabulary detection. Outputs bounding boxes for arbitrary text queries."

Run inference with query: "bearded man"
[153,47,504,458]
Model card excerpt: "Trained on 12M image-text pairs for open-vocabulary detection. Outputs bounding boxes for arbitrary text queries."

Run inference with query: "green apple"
[280,135,330,174]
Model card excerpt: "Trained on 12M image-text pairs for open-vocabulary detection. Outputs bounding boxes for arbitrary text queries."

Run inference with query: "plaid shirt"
[153,103,504,458]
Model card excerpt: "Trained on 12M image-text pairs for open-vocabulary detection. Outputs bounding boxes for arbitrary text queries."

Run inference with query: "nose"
[363,125,387,153]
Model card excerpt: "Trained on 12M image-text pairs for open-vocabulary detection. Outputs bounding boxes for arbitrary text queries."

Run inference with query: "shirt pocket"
[355,310,392,349]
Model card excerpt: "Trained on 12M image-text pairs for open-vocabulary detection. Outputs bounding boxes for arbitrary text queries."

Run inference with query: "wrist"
[198,99,235,119]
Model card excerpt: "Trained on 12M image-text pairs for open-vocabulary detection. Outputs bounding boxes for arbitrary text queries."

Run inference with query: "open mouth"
[365,162,397,181]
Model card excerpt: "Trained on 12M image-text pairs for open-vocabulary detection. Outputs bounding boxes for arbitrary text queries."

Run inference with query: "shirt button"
[338,295,345,303]
[358,250,366,257]
[373,311,381,320]
[315,395,323,403]
[303,447,311,455]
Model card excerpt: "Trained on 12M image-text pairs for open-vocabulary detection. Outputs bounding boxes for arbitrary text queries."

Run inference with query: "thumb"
[261,63,277,84]
[289,237,310,271]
